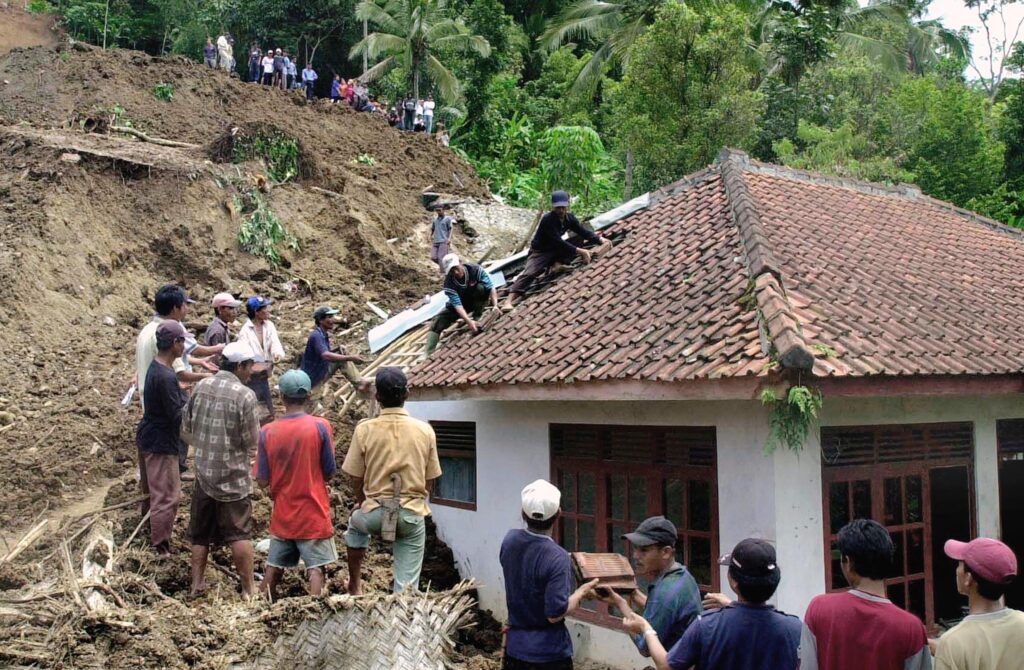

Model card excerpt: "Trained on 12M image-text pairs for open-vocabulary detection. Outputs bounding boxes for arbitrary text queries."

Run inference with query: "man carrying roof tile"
[424,253,500,355]
[503,190,611,311]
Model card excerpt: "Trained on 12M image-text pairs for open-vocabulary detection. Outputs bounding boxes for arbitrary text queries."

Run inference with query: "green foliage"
[355,153,377,165]
[27,0,49,14]
[875,75,1004,207]
[761,385,824,454]
[610,1,764,193]
[236,190,300,268]
[966,182,1024,229]
[351,0,492,101]
[231,131,301,183]
[152,82,175,102]
[774,120,914,184]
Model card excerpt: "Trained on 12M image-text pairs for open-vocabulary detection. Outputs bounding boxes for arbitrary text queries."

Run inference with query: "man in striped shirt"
[424,254,499,355]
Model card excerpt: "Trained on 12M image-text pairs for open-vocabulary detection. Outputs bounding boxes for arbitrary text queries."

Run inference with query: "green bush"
[231,131,301,183]
[235,190,300,268]
[153,82,175,102]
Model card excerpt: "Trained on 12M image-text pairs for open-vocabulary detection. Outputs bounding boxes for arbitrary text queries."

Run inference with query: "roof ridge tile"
[718,149,815,371]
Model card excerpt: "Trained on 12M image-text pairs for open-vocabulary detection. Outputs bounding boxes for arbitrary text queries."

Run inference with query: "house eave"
[408,373,1024,403]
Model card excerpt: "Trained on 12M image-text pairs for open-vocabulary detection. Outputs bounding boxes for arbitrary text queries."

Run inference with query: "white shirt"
[236,319,285,366]
[415,102,423,115]
[135,316,195,409]
[422,100,435,116]
[262,56,274,74]
[217,35,229,51]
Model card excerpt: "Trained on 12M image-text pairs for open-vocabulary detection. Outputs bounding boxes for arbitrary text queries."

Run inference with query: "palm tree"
[350,0,491,101]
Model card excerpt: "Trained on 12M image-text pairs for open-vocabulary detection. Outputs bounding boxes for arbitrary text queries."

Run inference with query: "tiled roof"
[409,149,1024,390]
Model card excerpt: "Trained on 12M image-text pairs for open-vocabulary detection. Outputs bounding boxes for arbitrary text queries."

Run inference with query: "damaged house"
[403,150,1024,668]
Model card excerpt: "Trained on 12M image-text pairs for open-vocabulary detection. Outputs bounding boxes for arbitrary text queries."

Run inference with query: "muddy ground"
[0,31,530,668]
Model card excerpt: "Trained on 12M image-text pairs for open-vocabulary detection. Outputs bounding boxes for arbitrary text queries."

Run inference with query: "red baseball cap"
[944,538,1018,584]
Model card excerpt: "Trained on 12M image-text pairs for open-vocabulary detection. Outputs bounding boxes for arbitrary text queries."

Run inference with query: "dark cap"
[623,516,677,547]
[375,366,407,393]
[551,190,570,207]
[313,305,340,322]
[155,319,187,346]
[720,538,781,586]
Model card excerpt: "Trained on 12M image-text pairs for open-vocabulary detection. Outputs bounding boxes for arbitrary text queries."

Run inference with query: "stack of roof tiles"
[409,149,1024,390]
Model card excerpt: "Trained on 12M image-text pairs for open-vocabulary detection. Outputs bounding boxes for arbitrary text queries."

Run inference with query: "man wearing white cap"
[499,479,598,669]
[204,292,241,346]
[181,341,261,597]
[424,254,500,355]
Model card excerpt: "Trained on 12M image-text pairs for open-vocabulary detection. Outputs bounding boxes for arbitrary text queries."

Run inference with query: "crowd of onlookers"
[201,34,449,147]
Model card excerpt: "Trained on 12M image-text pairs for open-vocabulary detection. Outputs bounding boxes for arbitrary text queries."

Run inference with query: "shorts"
[502,655,572,670]
[188,485,254,546]
[267,536,338,570]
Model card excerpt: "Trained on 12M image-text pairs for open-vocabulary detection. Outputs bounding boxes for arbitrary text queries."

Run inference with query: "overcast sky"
[923,0,1024,79]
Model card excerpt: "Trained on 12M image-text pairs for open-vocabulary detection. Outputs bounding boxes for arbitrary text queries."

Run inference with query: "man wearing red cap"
[935,537,1023,670]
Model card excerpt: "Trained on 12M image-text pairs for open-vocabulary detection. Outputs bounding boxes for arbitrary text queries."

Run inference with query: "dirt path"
[0,4,59,55]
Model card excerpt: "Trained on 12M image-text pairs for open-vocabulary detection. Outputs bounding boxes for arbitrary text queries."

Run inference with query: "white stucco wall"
[409,393,1023,668]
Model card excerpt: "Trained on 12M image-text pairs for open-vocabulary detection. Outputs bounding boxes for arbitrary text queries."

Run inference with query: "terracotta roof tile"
[408,150,1024,390]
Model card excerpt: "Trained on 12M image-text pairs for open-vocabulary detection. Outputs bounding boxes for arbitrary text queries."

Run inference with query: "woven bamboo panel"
[240,584,477,670]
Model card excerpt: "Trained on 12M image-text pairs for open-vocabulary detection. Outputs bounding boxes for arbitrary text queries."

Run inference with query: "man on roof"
[503,190,611,310]
[424,253,500,355]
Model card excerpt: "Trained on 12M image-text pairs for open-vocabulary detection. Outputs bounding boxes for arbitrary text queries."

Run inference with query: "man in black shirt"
[136,320,189,556]
[504,190,610,310]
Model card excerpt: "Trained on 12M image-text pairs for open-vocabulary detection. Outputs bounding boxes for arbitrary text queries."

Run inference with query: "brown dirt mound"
[0,4,59,55]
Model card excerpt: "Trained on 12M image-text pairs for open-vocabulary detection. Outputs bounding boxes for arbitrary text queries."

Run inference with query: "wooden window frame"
[430,420,477,511]
[550,424,719,629]
[820,422,975,629]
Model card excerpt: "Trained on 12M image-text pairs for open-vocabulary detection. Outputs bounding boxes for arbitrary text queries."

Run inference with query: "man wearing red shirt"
[800,519,932,670]
[254,369,337,599]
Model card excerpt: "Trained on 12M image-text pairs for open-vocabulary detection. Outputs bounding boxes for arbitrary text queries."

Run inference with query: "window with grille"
[550,424,719,626]
[430,421,476,510]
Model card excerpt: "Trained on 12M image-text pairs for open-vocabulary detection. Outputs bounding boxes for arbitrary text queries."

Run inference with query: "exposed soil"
[0,3,59,55]
[0,32,519,669]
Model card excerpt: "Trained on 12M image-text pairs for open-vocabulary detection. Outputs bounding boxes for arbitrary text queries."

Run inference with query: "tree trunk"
[624,150,634,201]
[362,19,368,76]
[413,63,420,101]
[102,0,110,49]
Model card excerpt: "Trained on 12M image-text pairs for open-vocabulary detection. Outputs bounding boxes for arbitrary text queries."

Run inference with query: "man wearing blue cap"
[255,369,338,599]
[503,190,611,310]
[236,296,285,419]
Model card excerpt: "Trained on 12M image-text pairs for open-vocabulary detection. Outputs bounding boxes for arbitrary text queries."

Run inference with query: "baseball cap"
[155,319,187,345]
[247,296,273,312]
[944,538,1018,584]
[442,253,460,276]
[720,538,781,586]
[222,342,256,363]
[313,305,340,322]
[278,369,312,399]
[623,516,678,547]
[551,190,570,207]
[212,292,241,309]
[521,479,560,521]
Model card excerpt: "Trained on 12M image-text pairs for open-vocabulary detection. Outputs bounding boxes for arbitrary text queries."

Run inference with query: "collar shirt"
[182,370,260,501]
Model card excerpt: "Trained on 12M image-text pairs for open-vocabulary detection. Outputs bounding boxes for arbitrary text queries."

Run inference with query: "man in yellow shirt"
[935,537,1023,670]
[342,367,441,595]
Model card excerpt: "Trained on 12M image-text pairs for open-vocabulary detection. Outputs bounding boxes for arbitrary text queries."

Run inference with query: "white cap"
[222,342,256,363]
[521,479,561,521]
[442,253,460,275]
[212,292,241,309]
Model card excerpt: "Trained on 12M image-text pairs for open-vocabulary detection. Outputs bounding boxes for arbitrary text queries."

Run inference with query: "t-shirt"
[422,100,435,116]
[136,360,187,456]
[935,608,1024,670]
[636,563,702,655]
[668,601,801,670]
[135,316,191,409]
[800,590,931,670]
[331,80,341,97]
[262,56,274,73]
[302,68,317,83]
[432,214,453,243]
[500,529,574,663]
[341,408,441,516]
[255,413,336,540]
[273,55,284,72]
[204,44,217,59]
[286,60,297,76]
[300,326,332,387]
